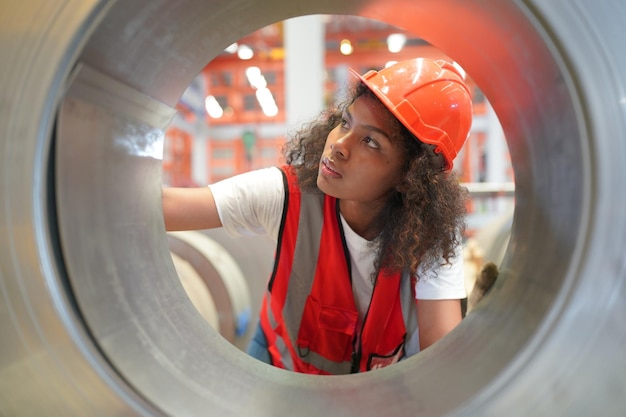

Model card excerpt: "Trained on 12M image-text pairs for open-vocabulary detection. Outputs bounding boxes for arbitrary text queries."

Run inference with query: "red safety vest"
[259,166,416,374]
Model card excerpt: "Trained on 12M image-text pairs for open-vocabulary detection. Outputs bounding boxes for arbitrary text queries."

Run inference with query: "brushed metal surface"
[1,0,625,416]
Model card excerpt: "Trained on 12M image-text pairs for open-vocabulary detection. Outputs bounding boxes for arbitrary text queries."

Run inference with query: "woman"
[162,57,473,374]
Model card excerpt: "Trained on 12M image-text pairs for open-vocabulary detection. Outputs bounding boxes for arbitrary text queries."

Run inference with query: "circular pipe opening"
[56,1,586,412]
[3,1,626,416]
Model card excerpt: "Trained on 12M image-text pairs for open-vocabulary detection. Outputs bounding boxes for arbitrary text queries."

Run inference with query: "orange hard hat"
[351,58,473,170]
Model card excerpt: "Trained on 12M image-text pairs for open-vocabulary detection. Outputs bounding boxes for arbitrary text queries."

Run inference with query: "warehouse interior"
[163,15,514,352]
[1,1,625,417]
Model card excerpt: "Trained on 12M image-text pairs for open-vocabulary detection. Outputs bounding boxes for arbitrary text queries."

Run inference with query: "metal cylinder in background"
[170,251,221,332]
[1,1,625,416]
[168,231,252,347]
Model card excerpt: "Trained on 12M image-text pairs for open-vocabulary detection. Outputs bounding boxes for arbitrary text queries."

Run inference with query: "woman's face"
[317,95,406,206]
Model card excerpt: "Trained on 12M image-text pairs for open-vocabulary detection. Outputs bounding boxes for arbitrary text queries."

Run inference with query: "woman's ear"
[395,177,410,193]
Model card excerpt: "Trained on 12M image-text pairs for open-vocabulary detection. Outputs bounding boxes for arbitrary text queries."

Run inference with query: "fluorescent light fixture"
[255,88,278,117]
[205,95,224,118]
[245,66,267,89]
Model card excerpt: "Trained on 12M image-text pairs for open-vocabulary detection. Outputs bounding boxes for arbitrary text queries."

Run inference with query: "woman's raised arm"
[161,187,222,231]
[416,299,462,351]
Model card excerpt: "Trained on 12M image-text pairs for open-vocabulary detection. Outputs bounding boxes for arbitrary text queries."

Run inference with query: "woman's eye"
[340,118,349,128]
[363,137,380,149]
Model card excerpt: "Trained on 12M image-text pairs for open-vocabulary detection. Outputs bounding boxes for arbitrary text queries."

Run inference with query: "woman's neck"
[338,199,384,241]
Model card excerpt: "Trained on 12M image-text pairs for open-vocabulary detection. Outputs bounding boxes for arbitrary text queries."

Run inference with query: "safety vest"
[259,166,416,374]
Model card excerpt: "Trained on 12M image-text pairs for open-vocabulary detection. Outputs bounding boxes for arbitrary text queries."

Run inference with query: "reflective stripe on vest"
[260,166,416,374]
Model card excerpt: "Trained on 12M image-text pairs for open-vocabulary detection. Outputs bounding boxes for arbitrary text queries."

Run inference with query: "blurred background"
[162,14,514,351]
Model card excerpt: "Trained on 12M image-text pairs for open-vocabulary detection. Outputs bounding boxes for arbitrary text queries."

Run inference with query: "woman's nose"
[331,133,351,159]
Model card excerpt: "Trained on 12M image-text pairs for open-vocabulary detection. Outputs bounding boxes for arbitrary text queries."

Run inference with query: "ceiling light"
[237,45,254,60]
[255,88,278,117]
[205,95,224,118]
[339,39,353,55]
[245,66,267,89]
[224,42,238,54]
[387,33,406,53]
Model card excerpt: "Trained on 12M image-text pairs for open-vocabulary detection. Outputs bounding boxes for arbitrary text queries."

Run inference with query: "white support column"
[485,101,508,183]
[284,15,325,131]
[485,101,512,213]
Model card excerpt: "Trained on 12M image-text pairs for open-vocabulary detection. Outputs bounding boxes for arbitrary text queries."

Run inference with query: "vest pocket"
[297,295,358,362]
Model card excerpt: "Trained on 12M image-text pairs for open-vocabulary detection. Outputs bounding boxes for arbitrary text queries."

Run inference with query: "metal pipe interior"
[1,0,626,416]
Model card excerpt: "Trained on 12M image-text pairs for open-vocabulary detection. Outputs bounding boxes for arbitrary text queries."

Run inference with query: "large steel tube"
[1,1,625,416]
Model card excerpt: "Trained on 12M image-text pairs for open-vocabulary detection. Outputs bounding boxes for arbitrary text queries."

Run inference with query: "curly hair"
[284,82,468,279]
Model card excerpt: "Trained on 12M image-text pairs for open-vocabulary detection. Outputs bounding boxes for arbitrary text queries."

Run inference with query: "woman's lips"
[320,157,341,178]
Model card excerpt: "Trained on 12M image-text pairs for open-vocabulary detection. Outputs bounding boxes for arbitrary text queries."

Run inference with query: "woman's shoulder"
[227,166,284,185]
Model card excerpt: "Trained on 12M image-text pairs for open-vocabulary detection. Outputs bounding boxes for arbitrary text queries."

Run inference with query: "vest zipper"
[350,348,360,373]
[350,277,378,373]
[350,323,364,373]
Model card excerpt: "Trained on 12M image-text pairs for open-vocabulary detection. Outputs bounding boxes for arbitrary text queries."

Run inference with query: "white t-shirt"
[209,166,466,355]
